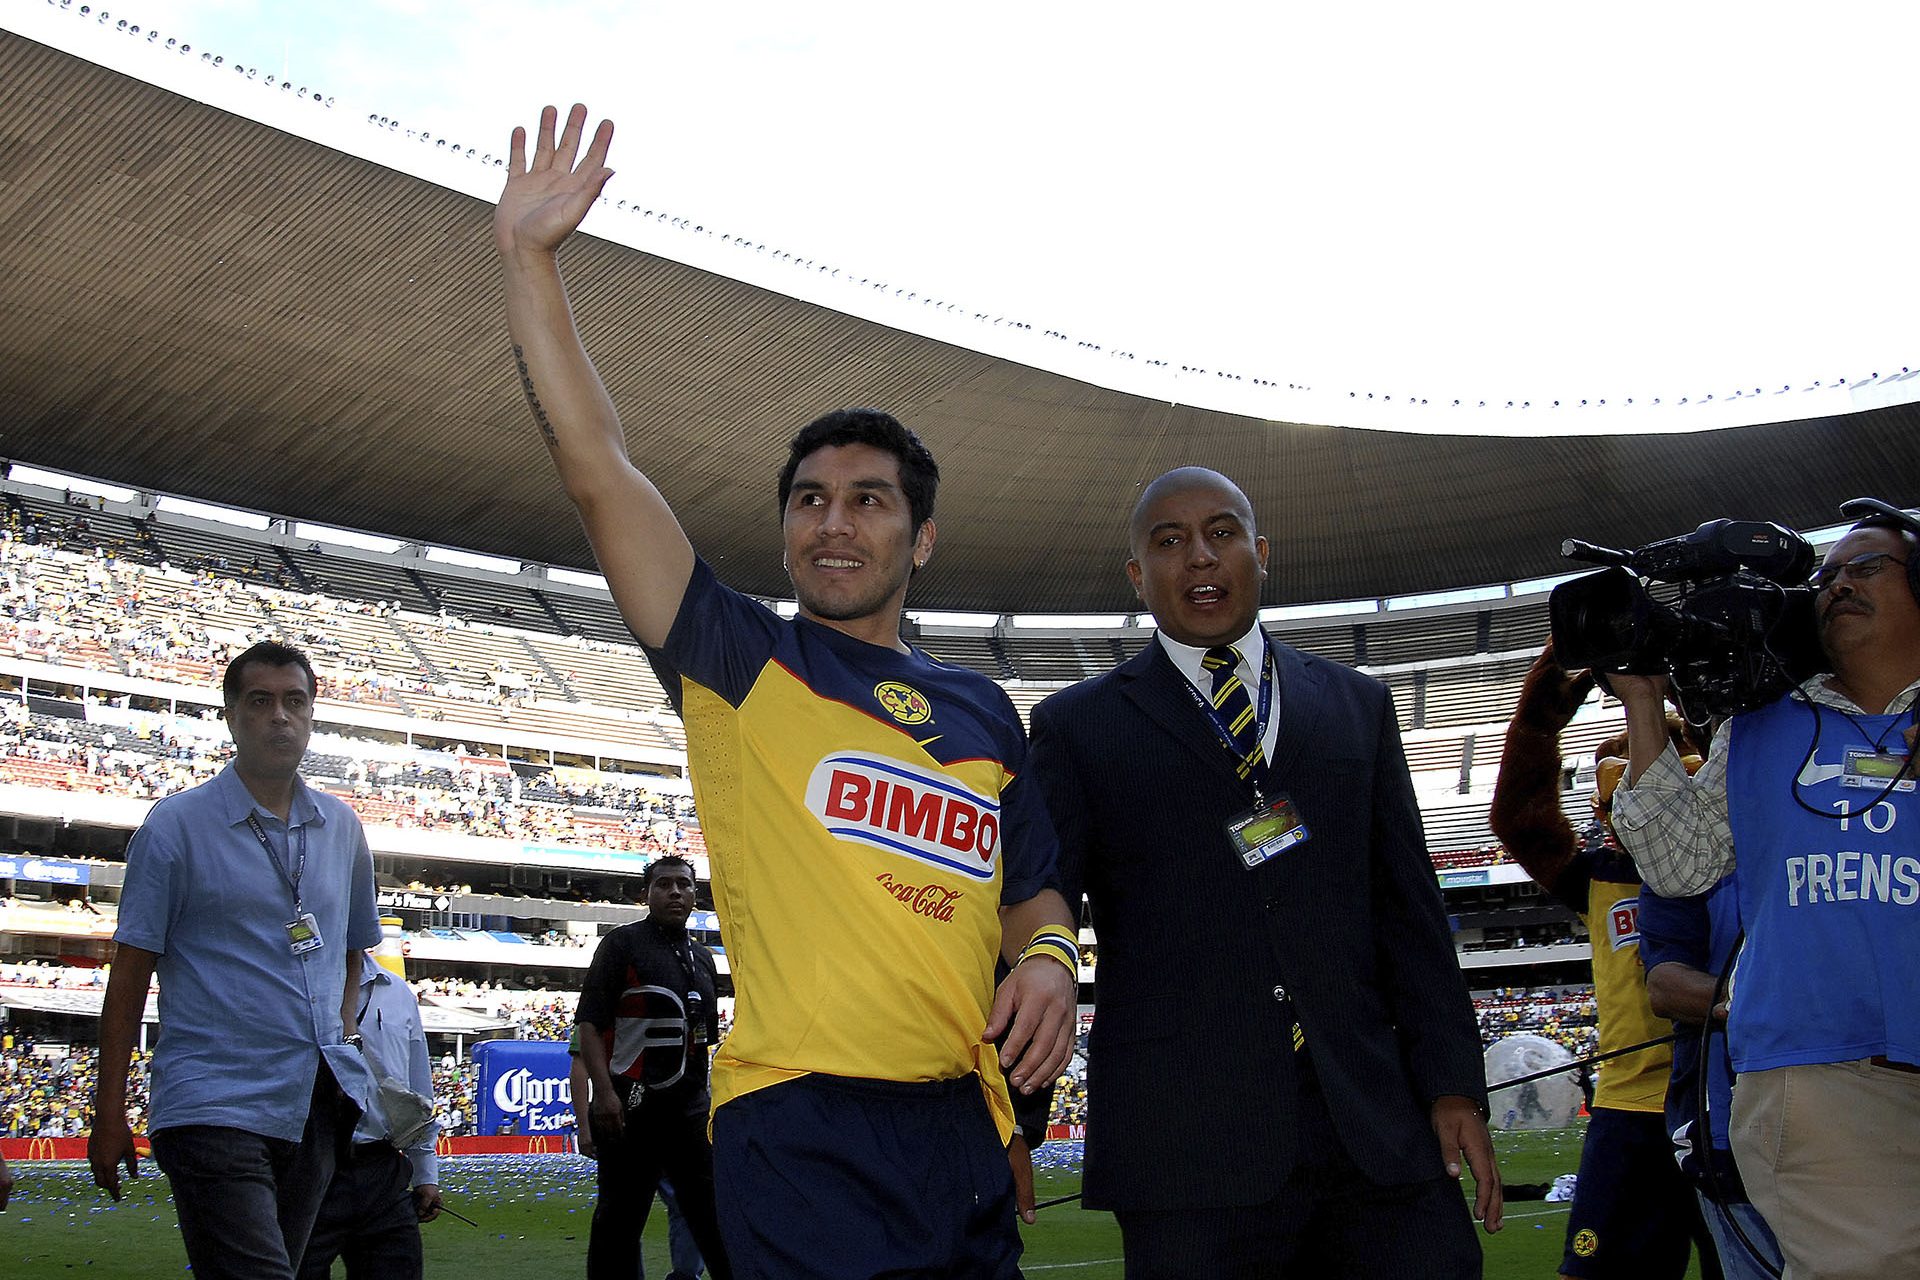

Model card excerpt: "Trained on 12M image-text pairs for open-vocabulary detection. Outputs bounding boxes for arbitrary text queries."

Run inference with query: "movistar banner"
[0,856,89,886]
[473,1039,575,1137]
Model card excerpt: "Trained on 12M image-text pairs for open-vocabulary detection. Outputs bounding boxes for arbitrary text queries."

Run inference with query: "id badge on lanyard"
[1185,646,1313,868]
[247,814,321,957]
[1841,746,1916,792]
[1226,794,1311,869]
[286,912,325,955]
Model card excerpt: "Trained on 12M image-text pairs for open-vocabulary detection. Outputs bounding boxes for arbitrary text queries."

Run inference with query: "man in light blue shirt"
[89,641,380,1280]
[299,951,442,1280]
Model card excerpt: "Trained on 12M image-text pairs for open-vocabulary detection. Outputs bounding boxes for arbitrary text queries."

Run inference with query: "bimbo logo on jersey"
[805,752,999,880]
[1606,896,1641,951]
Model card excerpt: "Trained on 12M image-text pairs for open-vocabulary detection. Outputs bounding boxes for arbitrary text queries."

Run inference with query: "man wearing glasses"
[1610,500,1920,1280]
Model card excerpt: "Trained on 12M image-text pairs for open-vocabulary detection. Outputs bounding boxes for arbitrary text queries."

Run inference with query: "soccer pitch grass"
[2,1124,1700,1278]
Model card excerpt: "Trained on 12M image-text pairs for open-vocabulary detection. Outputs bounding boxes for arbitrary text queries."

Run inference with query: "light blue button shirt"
[116,764,380,1140]
[351,957,441,1186]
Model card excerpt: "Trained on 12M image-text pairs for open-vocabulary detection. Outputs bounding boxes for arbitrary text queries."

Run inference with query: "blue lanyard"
[1180,642,1276,792]
[245,813,309,915]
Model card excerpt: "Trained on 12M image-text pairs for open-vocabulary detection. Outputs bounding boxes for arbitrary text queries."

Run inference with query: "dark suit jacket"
[1028,636,1485,1212]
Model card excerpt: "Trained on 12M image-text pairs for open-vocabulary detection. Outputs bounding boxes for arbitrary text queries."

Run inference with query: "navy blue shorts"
[1561,1106,1711,1278]
[711,1073,1022,1280]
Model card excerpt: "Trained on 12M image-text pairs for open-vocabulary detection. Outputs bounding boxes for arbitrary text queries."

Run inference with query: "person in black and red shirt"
[576,855,729,1280]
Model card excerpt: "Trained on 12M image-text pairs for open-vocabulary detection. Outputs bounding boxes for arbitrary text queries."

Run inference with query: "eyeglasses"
[1809,552,1909,591]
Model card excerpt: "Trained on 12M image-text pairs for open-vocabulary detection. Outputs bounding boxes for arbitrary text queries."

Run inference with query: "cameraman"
[1611,508,1920,1280]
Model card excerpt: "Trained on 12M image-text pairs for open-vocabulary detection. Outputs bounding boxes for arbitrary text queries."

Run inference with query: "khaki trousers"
[1730,1059,1920,1280]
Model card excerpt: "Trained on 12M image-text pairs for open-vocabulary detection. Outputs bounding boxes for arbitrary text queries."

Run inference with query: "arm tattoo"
[512,343,558,448]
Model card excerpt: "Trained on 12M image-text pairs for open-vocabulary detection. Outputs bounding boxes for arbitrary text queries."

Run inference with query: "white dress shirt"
[353,958,441,1187]
[1155,622,1282,765]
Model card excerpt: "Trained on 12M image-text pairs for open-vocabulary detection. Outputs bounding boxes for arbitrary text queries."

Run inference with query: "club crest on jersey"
[1607,897,1641,951]
[805,752,999,880]
[873,681,933,726]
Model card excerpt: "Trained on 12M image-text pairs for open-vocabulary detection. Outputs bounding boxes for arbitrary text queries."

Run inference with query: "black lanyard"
[1832,700,1918,755]
[245,812,309,915]
[662,929,697,996]
[1180,643,1276,794]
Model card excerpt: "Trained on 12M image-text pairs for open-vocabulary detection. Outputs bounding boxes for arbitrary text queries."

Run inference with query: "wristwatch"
[344,1033,365,1049]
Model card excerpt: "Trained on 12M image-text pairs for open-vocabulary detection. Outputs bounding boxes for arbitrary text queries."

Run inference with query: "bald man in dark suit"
[1029,468,1500,1279]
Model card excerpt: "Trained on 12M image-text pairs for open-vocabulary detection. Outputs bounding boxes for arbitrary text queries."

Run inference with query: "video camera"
[1548,519,1823,720]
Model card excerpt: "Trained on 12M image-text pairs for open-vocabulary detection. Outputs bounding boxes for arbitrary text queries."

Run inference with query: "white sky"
[12,0,1920,434]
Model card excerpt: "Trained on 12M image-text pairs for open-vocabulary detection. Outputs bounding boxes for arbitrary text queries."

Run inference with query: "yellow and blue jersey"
[648,559,1059,1138]
[1556,826,1672,1113]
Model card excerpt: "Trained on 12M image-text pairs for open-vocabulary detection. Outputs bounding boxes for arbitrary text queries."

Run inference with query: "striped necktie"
[1202,645,1265,779]
[1205,644,1302,1053]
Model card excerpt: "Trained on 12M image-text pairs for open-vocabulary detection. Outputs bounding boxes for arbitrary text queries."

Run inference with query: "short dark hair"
[222,641,316,705]
[642,854,696,890]
[776,408,939,532]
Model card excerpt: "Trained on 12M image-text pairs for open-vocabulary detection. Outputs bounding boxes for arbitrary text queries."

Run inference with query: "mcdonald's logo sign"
[527,1136,553,1155]
[435,1135,453,1157]
[27,1137,57,1161]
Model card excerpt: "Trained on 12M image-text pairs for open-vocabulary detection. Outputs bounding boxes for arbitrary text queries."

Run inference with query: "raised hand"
[494,104,616,261]
[494,98,694,651]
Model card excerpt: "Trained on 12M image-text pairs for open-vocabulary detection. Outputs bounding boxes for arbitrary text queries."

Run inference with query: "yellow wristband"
[1018,926,1080,980]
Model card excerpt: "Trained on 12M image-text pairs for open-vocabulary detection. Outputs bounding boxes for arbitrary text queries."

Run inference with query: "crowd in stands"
[494,990,576,1042]
[1051,1064,1088,1127]
[0,960,112,989]
[6,896,617,953]
[0,523,607,718]
[1429,843,1516,870]
[1473,986,1600,1059]
[0,1036,151,1139]
[0,960,1602,1138]
[0,614,700,862]
[0,720,698,866]
[4,527,251,688]
[431,1055,479,1138]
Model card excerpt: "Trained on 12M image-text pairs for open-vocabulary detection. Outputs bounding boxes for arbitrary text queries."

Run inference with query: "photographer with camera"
[1490,645,1717,1280]
[1609,501,1920,1280]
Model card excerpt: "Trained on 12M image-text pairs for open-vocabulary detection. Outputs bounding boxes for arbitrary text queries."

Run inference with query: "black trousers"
[297,1141,422,1280]
[151,1069,354,1280]
[589,1106,731,1280]
[1113,1064,1482,1280]
[710,1073,1021,1280]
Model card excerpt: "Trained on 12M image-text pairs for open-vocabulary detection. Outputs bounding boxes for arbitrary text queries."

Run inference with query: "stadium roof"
[2,29,1916,614]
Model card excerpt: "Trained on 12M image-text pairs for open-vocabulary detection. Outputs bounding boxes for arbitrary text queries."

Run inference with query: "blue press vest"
[1725,693,1920,1072]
